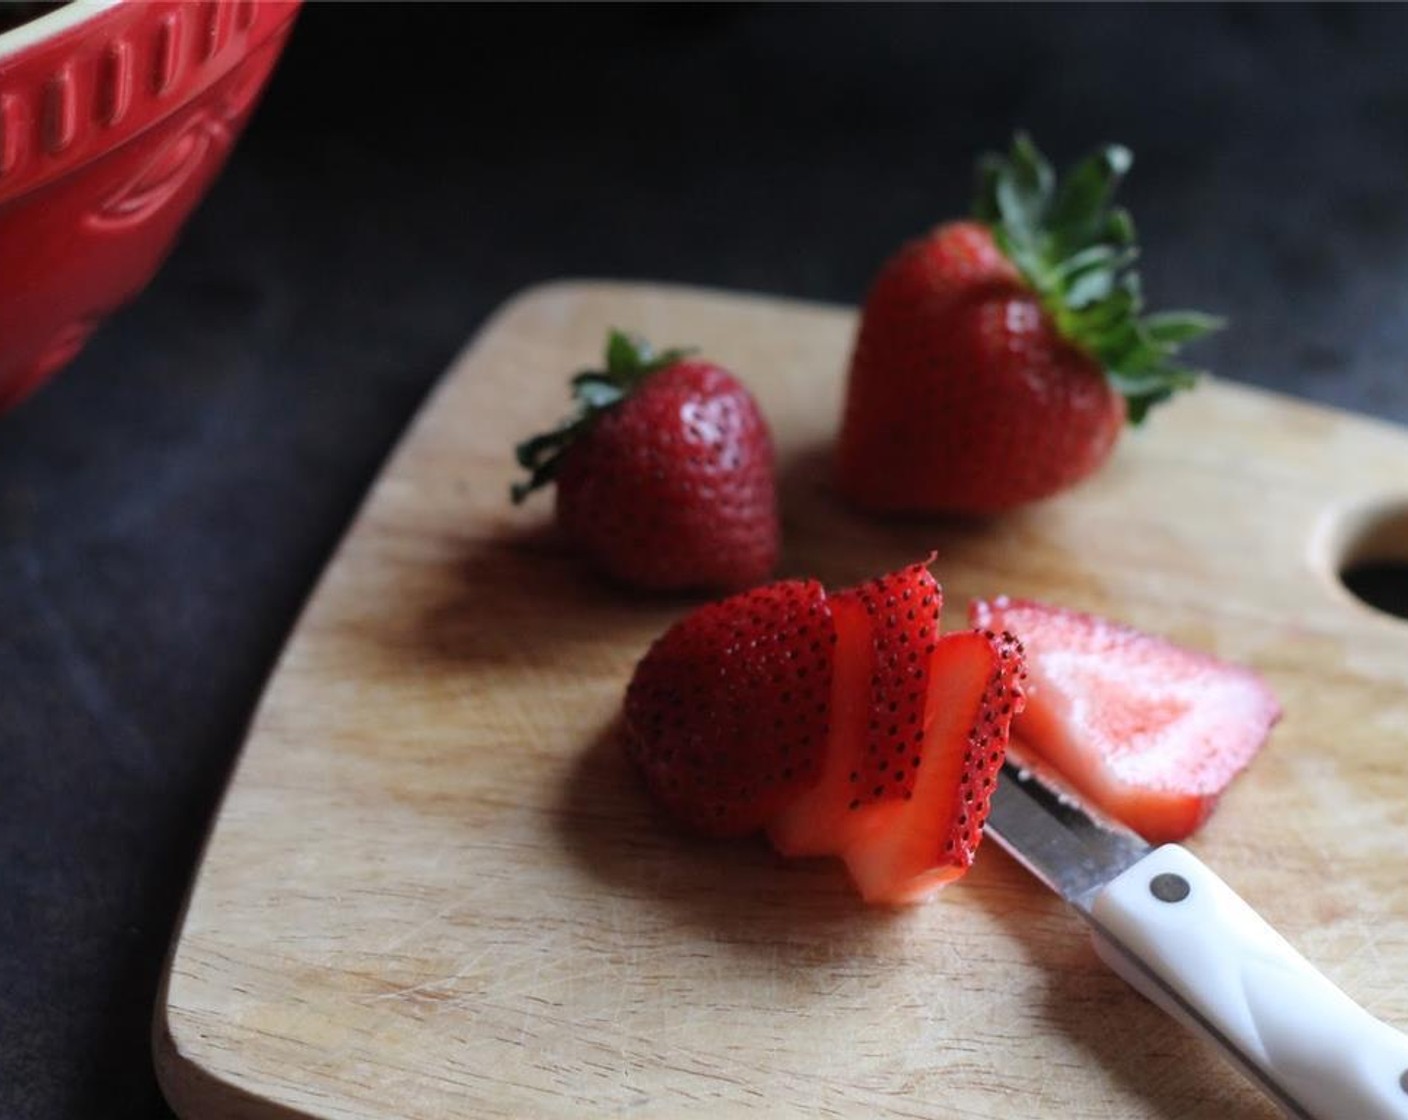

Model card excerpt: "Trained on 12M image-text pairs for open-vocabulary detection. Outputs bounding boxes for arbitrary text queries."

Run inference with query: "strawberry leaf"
[1142,310,1226,344]
[511,331,696,504]
[1048,144,1131,256]
[974,134,1222,425]
[605,329,648,376]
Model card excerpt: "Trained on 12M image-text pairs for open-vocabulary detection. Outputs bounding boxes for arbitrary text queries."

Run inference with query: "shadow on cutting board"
[774,440,1118,618]
[411,522,714,670]
[553,716,907,961]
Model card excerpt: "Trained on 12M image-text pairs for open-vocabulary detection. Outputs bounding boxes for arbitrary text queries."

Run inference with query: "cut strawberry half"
[970,596,1281,843]
[842,629,1025,905]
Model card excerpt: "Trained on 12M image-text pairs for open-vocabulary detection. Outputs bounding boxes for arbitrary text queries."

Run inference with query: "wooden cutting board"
[155,281,1408,1120]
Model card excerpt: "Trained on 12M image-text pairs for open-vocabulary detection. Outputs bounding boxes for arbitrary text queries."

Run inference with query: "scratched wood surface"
[156,281,1408,1120]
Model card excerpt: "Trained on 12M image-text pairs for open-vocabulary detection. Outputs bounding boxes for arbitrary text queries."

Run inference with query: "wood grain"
[155,280,1408,1120]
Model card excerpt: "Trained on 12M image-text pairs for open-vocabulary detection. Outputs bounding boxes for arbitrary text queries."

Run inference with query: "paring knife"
[986,761,1408,1119]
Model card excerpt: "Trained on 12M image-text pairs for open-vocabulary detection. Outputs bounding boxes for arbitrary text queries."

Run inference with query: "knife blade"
[985,759,1149,911]
[985,760,1408,1120]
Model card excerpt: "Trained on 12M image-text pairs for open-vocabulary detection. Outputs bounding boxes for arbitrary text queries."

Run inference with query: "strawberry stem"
[974,133,1223,424]
[511,330,694,503]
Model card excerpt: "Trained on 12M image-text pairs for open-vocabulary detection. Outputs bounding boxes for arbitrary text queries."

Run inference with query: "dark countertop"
[4,5,1408,1118]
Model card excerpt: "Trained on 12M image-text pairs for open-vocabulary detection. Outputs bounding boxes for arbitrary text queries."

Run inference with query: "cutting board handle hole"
[1327,499,1408,621]
[1341,560,1408,619]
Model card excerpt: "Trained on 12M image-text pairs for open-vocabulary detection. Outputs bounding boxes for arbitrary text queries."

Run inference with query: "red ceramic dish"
[0,0,300,412]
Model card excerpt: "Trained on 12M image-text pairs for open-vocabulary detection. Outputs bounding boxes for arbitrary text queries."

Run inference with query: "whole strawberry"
[837,134,1222,515]
[513,331,779,591]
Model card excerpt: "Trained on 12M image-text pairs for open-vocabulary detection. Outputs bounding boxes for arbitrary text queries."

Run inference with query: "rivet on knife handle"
[1086,844,1408,1120]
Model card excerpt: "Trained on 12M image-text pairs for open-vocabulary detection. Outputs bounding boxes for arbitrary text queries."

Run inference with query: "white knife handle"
[1087,844,1408,1120]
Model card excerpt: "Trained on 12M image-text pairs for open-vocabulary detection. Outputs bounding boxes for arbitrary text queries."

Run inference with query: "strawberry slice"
[624,579,832,837]
[766,590,877,856]
[842,629,1025,905]
[970,596,1281,843]
[624,563,1026,904]
[768,563,942,857]
[844,563,943,807]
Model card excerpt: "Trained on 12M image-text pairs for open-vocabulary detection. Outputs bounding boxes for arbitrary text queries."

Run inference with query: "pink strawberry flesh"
[623,579,832,837]
[970,596,1281,843]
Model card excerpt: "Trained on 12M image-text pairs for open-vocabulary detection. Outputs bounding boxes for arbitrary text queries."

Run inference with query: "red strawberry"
[843,628,1025,904]
[766,585,877,856]
[513,331,778,590]
[768,562,943,857]
[970,596,1281,842]
[840,563,944,808]
[623,579,833,837]
[625,561,1027,905]
[837,134,1221,515]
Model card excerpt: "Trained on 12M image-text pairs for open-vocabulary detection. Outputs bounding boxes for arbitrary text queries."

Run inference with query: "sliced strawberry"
[845,563,942,806]
[766,590,876,856]
[624,563,1027,905]
[767,562,941,857]
[842,629,1025,905]
[970,596,1281,843]
[623,579,832,837]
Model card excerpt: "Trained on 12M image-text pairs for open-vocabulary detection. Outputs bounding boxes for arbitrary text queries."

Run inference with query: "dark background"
[4,4,1408,1118]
